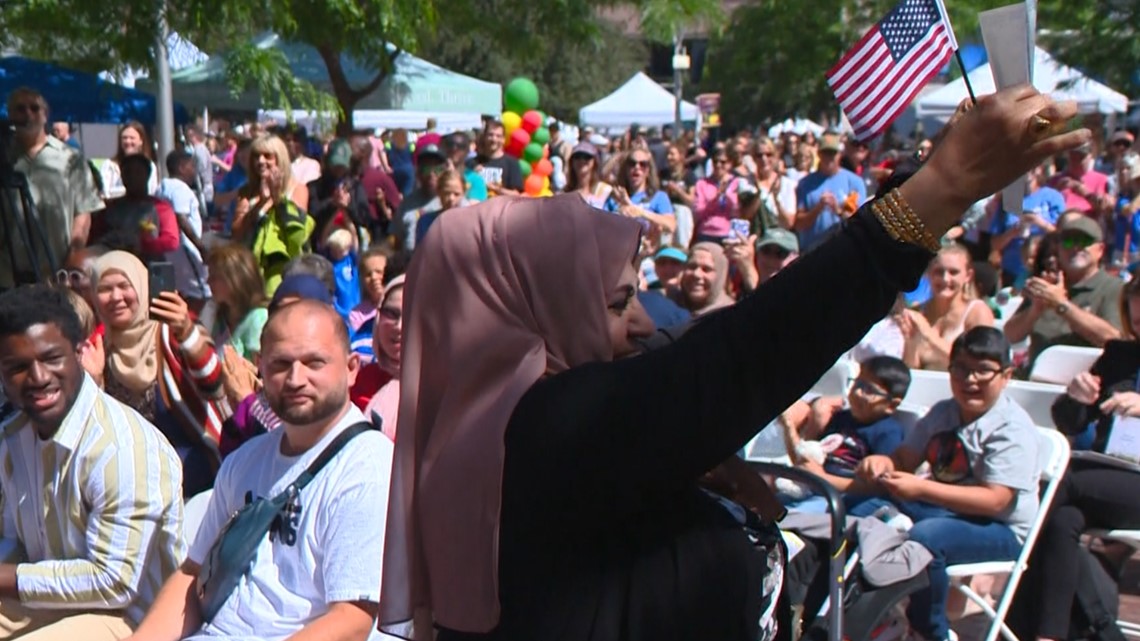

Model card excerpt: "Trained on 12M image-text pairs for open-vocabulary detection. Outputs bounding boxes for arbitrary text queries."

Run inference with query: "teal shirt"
[228,307,269,360]
[464,168,488,202]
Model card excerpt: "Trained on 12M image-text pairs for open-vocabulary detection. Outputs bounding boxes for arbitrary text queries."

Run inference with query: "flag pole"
[954,49,978,105]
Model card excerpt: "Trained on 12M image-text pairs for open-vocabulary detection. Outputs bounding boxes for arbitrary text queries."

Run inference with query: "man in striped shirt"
[0,286,185,640]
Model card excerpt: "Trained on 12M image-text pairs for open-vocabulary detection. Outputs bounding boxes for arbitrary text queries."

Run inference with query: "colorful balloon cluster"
[502,78,553,197]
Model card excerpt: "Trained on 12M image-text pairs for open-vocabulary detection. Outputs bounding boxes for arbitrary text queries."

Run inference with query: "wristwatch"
[1056,302,1070,315]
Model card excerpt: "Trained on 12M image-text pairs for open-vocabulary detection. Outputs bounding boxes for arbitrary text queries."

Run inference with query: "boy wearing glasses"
[1003,215,1123,368]
[854,327,1041,641]
[781,356,911,511]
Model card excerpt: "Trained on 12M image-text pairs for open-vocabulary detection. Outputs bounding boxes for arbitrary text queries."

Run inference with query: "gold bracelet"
[873,189,941,252]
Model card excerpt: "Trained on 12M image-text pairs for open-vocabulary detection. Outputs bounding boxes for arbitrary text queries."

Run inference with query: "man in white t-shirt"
[130,300,393,641]
[158,151,211,309]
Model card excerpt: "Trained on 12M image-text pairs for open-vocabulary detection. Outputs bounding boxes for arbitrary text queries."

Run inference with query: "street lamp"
[672,31,690,141]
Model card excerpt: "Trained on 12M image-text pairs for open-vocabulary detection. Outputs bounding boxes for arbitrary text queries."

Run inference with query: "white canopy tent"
[579,72,699,128]
[767,118,826,138]
[915,47,1128,119]
[259,109,483,134]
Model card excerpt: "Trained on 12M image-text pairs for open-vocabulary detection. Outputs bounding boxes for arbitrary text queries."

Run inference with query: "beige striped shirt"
[0,374,185,626]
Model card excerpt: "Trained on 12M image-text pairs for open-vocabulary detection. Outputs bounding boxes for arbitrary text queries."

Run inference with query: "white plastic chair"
[945,428,1071,641]
[901,370,953,409]
[811,360,858,398]
[183,489,214,542]
[1028,345,1102,385]
[1002,380,1064,429]
[997,292,1024,322]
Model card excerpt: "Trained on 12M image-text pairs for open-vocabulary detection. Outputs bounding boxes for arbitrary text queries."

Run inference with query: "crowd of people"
[0,79,1137,641]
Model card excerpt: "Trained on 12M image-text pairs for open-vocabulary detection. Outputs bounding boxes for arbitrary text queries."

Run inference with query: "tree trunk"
[316,43,394,138]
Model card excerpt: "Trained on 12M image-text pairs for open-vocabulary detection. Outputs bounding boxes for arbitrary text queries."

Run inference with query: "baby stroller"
[750,463,930,641]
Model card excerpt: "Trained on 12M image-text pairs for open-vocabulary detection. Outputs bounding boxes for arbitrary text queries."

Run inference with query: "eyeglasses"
[1060,234,1097,250]
[948,362,1004,383]
[626,159,650,169]
[758,245,790,260]
[10,103,41,114]
[54,269,87,286]
[850,378,889,399]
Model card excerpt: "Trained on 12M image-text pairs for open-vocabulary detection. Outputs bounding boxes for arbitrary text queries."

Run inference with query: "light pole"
[672,30,690,140]
[154,0,175,175]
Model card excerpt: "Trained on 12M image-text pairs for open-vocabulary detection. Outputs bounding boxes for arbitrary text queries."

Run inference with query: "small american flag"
[827,0,958,141]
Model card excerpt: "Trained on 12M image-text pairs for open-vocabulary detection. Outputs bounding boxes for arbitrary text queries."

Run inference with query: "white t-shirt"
[186,406,393,641]
[158,177,211,300]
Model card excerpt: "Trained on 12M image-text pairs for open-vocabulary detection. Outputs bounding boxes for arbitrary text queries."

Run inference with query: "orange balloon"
[533,158,553,177]
[524,173,545,196]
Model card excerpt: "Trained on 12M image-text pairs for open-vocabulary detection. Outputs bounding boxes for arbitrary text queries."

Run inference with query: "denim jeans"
[847,498,1021,640]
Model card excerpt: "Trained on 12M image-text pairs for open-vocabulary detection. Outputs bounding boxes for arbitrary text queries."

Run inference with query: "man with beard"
[132,300,392,641]
[1003,215,1123,367]
[0,285,183,639]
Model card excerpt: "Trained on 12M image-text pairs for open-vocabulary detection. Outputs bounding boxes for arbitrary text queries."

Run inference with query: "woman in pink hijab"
[358,275,404,441]
[381,87,1090,641]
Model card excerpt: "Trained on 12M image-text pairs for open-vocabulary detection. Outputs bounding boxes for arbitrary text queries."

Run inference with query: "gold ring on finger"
[1029,114,1054,141]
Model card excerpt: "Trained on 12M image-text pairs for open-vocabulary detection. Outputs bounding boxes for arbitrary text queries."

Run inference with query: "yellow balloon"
[542,176,550,191]
[502,111,522,136]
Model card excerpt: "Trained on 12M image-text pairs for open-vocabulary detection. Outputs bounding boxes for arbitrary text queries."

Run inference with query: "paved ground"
[953,552,1140,640]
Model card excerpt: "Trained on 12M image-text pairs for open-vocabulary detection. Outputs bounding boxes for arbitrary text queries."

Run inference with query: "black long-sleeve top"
[439,205,932,641]
[1052,339,1140,452]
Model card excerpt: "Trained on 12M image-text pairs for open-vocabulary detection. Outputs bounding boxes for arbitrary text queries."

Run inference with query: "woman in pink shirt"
[693,147,742,242]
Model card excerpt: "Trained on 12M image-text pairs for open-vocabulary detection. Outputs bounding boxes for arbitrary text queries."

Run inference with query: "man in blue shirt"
[795,134,866,252]
[988,166,1065,286]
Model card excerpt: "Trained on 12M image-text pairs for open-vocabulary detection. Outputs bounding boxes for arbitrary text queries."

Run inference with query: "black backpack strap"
[290,422,375,491]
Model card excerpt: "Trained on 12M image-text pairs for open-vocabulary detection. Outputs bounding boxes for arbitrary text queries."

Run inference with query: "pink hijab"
[381,194,641,635]
[364,274,405,442]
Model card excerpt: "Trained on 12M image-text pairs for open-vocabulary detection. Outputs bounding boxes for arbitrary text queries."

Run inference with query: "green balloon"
[505,77,540,114]
[531,126,550,146]
[519,158,532,178]
[523,142,544,164]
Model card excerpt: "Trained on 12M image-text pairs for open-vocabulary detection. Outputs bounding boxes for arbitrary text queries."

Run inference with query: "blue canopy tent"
[0,57,189,125]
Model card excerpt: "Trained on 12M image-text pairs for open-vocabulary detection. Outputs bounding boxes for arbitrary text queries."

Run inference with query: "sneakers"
[872,505,914,532]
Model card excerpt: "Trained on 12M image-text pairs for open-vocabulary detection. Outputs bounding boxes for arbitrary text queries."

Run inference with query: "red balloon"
[532,158,553,178]
[524,173,545,196]
[521,110,543,135]
[505,128,531,157]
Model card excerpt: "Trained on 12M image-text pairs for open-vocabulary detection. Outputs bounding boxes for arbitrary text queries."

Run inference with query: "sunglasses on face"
[626,159,650,169]
[759,245,790,260]
[948,362,1004,383]
[54,269,87,286]
[1060,234,1096,250]
[1114,141,1131,148]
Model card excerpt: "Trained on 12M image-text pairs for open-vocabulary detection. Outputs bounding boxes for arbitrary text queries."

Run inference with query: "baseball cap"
[1110,130,1135,146]
[654,247,687,263]
[819,134,843,153]
[571,142,598,158]
[756,228,800,254]
[415,133,446,162]
[326,139,352,169]
[444,132,470,150]
[1059,215,1103,242]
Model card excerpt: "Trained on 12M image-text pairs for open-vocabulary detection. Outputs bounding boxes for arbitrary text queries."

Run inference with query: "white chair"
[901,370,952,409]
[811,360,858,398]
[183,489,214,541]
[997,292,1024,322]
[945,428,1071,641]
[1003,380,1064,429]
[1029,345,1102,385]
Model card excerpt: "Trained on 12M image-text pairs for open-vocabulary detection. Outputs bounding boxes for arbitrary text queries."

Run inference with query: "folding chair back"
[945,427,1070,641]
